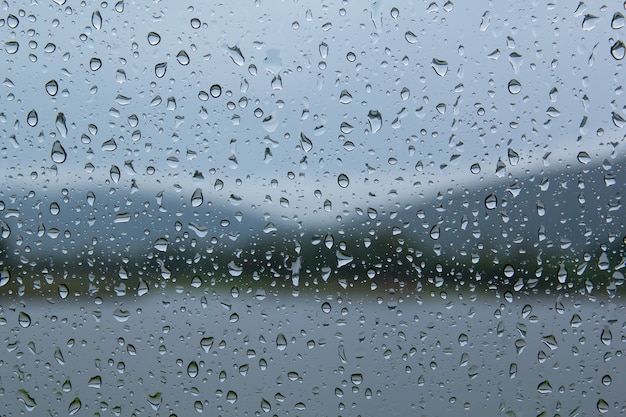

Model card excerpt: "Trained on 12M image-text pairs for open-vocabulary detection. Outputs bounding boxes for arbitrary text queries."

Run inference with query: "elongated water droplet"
[0,269,10,287]
[611,41,625,60]
[601,328,612,346]
[276,333,287,351]
[55,113,67,137]
[300,132,313,152]
[405,31,418,44]
[17,389,36,410]
[429,224,440,240]
[367,110,382,134]
[597,398,609,413]
[191,188,203,207]
[91,11,102,30]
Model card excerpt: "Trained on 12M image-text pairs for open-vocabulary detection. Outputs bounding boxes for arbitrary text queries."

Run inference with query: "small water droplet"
[429,224,440,240]
[55,112,67,137]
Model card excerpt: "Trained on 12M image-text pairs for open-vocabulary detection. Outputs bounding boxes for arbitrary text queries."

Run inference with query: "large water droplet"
[89,57,102,71]
[191,188,203,207]
[92,10,102,30]
[27,110,38,126]
[431,58,448,76]
[46,80,59,96]
[601,328,612,346]
[55,113,67,137]
[154,62,167,78]
[227,45,245,66]
[68,398,81,415]
[187,361,199,378]
[51,140,67,163]
[176,50,190,65]
[147,31,161,46]
[597,398,609,413]
[537,380,552,394]
[367,110,382,134]
[276,333,287,351]
[0,269,10,287]
[338,173,350,188]
[154,238,168,252]
[210,84,222,98]
[507,79,522,94]
[18,311,31,328]
[4,41,19,54]
[300,132,313,152]
[484,193,497,210]
[610,41,625,60]
[405,31,418,44]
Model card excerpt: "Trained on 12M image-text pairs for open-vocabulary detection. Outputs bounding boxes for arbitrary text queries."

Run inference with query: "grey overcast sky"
[2,0,624,226]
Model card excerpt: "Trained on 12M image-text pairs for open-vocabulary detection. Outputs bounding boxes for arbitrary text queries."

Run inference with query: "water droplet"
[190,18,201,28]
[537,380,552,394]
[58,284,69,299]
[110,165,121,182]
[89,57,102,71]
[300,132,313,152]
[200,337,214,353]
[187,361,199,378]
[276,333,287,351]
[210,84,222,98]
[46,79,59,96]
[582,14,599,30]
[507,79,522,94]
[27,110,38,126]
[431,58,448,77]
[227,45,245,66]
[611,41,625,60]
[400,87,410,100]
[429,224,440,240]
[612,12,625,29]
[147,31,161,46]
[601,375,612,386]
[261,398,272,412]
[507,148,519,166]
[112,308,130,322]
[7,14,19,28]
[470,163,481,174]
[18,311,31,328]
[17,389,36,411]
[577,151,591,164]
[68,398,81,415]
[88,376,102,388]
[55,112,67,137]
[601,328,612,346]
[147,392,162,411]
[485,194,497,210]
[226,390,238,404]
[51,141,67,163]
[154,238,168,252]
[176,50,190,65]
[0,269,10,287]
[367,110,382,133]
[612,112,626,128]
[391,7,399,18]
[154,62,167,78]
[508,52,523,73]
[338,173,350,188]
[5,41,19,54]
[101,138,117,151]
[597,398,609,413]
[405,31,418,44]
[339,89,353,104]
[191,188,203,207]
[92,10,102,30]
[321,302,331,313]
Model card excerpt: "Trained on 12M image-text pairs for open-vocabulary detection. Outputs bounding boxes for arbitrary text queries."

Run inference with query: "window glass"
[1,1,625,415]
